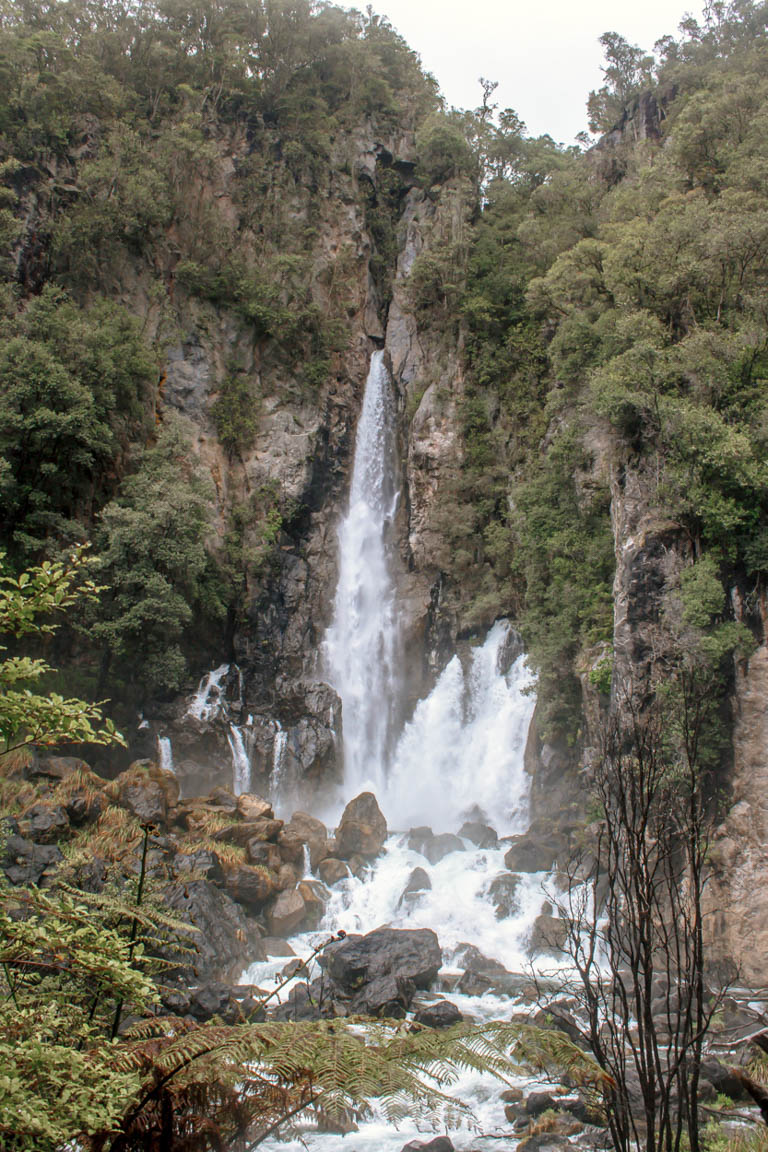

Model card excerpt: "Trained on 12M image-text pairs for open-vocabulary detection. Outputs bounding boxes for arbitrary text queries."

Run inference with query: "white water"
[228,724,252,796]
[157,736,174,775]
[187,663,230,722]
[269,722,288,808]
[383,623,535,834]
[323,350,400,796]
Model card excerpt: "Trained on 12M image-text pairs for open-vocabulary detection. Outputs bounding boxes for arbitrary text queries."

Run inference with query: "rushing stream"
[243,352,555,1151]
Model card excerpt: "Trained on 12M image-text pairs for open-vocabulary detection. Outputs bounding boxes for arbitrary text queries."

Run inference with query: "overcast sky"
[369,0,701,143]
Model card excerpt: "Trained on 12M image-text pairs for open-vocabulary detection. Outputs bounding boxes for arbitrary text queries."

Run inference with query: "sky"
[369,0,701,143]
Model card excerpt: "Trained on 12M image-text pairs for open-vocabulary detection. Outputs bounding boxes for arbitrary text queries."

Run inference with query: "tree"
[588,32,655,134]
[92,414,222,699]
[0,545,123,754]
[550,679,722,1152]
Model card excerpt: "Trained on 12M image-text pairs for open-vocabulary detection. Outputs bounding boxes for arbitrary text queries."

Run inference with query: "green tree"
[93,415,222,699]
[0,545,122,755]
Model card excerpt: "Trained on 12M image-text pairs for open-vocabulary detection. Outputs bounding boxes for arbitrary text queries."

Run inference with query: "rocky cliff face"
[101,122,477,800]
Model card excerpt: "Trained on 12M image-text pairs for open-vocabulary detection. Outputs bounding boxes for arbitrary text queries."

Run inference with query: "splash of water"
[323,350,400,796]
[228,724,252,796]
[383,621,535,833]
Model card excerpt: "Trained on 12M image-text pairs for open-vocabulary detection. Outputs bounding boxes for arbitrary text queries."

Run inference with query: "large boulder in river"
[275,927,442,1020]
[269,889,307,936]
[326,927,441,994]
[406,827,464,864]
[283,812,329,869]
[335,792,387,859]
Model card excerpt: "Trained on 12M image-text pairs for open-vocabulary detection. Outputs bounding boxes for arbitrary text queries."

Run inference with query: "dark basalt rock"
[173,849,225,884]
[406,827,464,864]
[325,927,441,992]
[398,866,431,907]
[223,864,280,909]
[413,999,463,1028]
[527,913,568,957]
[456,944,512,996]
[164,878,257,984]
[400,1138,455,1152]
[503,821,569,872]
[487,871,523,919]
[275,927,442,1020]
[2,833,63,885]
[64,788,106,826]
[19,802,69,842]
[459,821,498,848]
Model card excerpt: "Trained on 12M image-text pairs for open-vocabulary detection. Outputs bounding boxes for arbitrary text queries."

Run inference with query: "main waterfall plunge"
[323,349,401,798]
[323,349,535,834]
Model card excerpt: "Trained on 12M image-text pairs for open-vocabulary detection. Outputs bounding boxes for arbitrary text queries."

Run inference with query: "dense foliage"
[433,0,768,736]
[0,0,438,703]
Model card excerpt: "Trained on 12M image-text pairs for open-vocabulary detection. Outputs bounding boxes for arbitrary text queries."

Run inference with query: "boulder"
[525,1090,560,1116]
[274,927,442,1020]
[503,820,569,872]
[398,866,432,908]
[19,803,69,843]
[456,944,511,996]
[164,878,257,983]
[335,792,387,859]
[173,850,225,884]
[246,841,282,871]
[400,1139,455,1152]
[317,858,349,886]
[29,756,91,782]
[326,927,441,994]
[284,812,329,869]
[261,937,296,958]
[527,914,569,957]
[297,879,329,927]
[277,831,306,865]
[214,819,283,847]
[269,889,307,936]
[64,788,106,826]
[424,833,465,865]
[459,821,498,848]
[277,863,299,890]
[223,865,280,910]
[190,982,232,1022]
[117,761,179,825]
[516,1135,571,1152]
[1,833,63,885]
[207,786,238,812]
[413,1000,463,1028]
[236,793,274,822]
[406,827,464,864]
[488,871,523,919]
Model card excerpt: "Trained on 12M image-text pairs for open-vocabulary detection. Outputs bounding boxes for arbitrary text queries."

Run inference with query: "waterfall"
[269,722,287,808]
[188,663,230,722]
[383,622,535,833]
[228,725,251,796]
[157,736,174,775]
[324,350,400,796]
